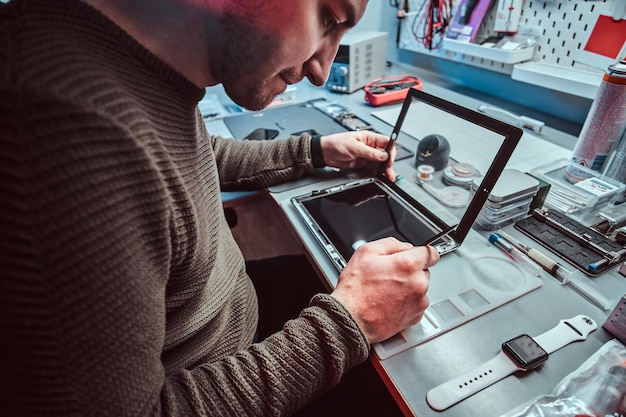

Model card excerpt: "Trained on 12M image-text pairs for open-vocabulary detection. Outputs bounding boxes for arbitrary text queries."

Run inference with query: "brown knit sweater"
[0,0,370,416]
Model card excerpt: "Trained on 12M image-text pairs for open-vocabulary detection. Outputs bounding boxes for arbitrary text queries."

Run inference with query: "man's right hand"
[330,237,439,344]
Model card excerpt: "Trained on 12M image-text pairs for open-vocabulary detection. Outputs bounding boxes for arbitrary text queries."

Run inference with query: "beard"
[217,13,295,111]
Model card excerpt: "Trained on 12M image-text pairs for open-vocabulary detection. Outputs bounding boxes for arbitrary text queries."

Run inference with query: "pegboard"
[398,0,616,75]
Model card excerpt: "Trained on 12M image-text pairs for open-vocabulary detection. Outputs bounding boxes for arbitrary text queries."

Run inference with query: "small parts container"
[476,209,529,231]
[472,169,540,230]
[530,159,625,220]
[481,196,534,222]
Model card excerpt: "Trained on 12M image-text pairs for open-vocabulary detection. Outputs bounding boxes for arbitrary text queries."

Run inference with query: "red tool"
[364,74,423,106]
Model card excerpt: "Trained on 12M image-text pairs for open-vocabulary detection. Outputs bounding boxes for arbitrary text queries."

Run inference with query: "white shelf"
[511,62,603,99]
[442,38,535,64]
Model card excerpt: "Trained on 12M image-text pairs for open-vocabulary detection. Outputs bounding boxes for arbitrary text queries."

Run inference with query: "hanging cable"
[411,0,453,51]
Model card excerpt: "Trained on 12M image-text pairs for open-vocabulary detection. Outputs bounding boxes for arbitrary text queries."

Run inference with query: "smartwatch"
[426,315,597,411]
[502,334,548,370]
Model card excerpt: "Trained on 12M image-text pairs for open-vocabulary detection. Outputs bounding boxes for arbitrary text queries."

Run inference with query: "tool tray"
[515,209,625,276]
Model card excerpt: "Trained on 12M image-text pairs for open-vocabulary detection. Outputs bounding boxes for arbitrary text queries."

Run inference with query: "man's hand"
[320,131,397,181]
[330,237,439,344]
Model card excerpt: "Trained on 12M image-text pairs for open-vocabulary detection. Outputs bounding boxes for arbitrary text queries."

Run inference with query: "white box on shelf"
[442,38,535,64]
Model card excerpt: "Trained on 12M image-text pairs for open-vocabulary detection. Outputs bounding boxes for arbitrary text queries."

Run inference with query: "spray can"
[566,58,626,183]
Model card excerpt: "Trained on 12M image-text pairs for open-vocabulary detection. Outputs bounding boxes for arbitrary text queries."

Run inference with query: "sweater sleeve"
[210,133,316,192]
[0,87,370,417]
[161,295,370,417]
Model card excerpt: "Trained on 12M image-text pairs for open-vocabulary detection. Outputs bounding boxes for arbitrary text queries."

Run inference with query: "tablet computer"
[292,88,522,271]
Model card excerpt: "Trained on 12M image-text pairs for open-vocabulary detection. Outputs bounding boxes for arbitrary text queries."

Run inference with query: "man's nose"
[305,40,340,86]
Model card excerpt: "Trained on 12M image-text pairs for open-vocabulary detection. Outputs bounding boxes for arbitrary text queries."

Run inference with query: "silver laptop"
[292,88,522,271]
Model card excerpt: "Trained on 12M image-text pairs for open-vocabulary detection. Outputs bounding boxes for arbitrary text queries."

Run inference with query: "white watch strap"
[426,315,597,411]
[533,315,597,354]
[426,351,519,411]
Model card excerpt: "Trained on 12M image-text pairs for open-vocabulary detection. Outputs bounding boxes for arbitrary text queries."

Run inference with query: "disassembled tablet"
[292,88,523,271]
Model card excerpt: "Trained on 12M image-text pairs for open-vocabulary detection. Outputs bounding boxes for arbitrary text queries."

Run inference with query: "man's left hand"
[319,131,396,181]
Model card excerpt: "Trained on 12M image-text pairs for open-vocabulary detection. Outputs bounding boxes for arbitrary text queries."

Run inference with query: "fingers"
[385,166,397,182]
[421,245,440,269]
[333,238,437,343]
[355,130,392,149]
[319,132,397,175]
[353,139,388,163]
[329,130,392,161]
[354,131,397,179]
[355,236,413,255]
[382,137,397,178]
[356,237,440,270]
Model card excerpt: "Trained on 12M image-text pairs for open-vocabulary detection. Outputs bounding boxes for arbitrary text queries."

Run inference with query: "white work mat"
[374,233,543,360]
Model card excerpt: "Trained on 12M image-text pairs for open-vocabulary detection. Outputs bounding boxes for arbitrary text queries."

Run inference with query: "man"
[0,0,439,416]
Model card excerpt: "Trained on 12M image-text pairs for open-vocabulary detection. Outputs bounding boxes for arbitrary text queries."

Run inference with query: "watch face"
[502,334,548,370]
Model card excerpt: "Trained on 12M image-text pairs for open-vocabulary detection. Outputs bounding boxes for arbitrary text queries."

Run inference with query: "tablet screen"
[301,180,441,261]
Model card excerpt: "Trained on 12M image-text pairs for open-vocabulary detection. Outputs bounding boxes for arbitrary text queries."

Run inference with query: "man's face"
[216,0,367,110]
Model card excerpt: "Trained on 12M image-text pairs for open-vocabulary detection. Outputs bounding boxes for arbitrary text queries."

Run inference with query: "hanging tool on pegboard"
[394,0,410,46]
